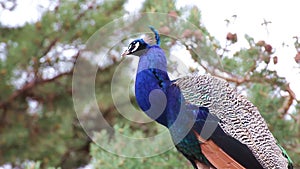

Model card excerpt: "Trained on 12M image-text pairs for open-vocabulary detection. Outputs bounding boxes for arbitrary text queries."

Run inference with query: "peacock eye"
[131,42,140,53]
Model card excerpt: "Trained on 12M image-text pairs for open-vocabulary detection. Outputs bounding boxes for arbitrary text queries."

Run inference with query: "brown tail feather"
[193,130,245,169]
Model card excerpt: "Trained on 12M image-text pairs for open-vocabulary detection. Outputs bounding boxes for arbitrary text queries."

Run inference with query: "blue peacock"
[122,27,293,169]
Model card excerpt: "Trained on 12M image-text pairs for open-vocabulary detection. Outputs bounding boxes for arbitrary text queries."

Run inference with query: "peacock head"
[122,38,149,57]
[122,26,160,57]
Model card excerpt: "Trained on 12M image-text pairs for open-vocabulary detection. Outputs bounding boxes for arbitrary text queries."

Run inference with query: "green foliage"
[89,125,191,169]
[0,0,126,168]
[143,0,177,13]
[0,0,299,168]
[22,161,60,169]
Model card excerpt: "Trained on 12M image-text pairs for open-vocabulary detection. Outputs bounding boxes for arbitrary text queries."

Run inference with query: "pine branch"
[278,84,299,118]
[42,37,60,57]
[0,70,73,110]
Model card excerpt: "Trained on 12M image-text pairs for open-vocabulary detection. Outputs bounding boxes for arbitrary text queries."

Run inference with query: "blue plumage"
[122,27,293,169]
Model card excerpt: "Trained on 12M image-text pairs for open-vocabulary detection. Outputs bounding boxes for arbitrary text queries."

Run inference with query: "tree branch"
[278,84,298,118]
[0,70,73,109]
[42,37,59,57]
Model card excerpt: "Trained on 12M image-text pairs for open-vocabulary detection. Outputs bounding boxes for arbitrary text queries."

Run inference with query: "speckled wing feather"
[174,75,288,169]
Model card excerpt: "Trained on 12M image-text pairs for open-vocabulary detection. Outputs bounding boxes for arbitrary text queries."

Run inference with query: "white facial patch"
[131,42,139,53]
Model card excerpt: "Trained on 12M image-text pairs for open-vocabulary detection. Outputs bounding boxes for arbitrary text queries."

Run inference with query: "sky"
[1,0,299,99]
[0,0,49,26]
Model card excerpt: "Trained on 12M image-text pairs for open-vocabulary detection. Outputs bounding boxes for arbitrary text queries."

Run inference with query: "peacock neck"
[135,45,171,126]
[137,46,168,73]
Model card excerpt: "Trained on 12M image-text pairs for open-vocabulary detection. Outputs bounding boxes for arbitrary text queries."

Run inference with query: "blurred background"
[0,0,299,168]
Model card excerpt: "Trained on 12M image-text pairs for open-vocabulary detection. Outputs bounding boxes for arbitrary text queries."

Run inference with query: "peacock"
[122,27,293,169]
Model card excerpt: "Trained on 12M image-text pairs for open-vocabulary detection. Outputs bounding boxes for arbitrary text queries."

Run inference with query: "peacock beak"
[121,50,130,57]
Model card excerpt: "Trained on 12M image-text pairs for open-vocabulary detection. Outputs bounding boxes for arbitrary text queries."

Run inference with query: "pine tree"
[0,0,299,168]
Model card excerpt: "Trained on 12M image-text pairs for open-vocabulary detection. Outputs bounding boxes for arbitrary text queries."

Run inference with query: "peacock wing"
[174,75,289,169]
